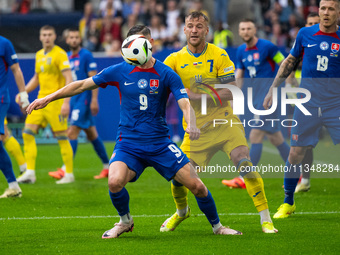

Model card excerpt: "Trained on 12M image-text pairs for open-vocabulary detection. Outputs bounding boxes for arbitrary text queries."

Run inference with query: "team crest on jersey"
[149,79,159,94]
[331,43,340,53]
[138,79,148,89]
[320,41,329,51]
[292,134,298,141]
[47,57,52,65]
[195,75,202,83]
[253,53,260,60]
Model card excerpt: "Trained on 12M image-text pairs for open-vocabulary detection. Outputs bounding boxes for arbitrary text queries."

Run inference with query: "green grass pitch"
[1,139,339,255]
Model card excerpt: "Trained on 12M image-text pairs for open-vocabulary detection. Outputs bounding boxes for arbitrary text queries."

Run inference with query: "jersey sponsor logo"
[124,81,135,86]
[180,88,187,94]
[292,134,298,141]
[253,53,260,60]
[223,66,233,73]
[150,79,159,90]
[320,41,329,51]
[137,79,148,89]
[181,64,189,68]
[331,43,340,53]
[307,44,317,48]
[11,54,18,60]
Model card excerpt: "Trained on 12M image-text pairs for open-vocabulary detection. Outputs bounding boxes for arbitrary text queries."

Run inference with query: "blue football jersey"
[236,39,283,109]
[0,36,19,104]
[92,60,188,143]
[290,24,340,108]
[68,48,97,106]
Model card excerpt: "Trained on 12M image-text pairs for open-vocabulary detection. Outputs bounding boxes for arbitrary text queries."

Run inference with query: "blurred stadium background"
[2,0,321,143]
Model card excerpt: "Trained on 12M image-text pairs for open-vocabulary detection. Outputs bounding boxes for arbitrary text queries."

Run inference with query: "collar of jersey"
[186,43,208,58]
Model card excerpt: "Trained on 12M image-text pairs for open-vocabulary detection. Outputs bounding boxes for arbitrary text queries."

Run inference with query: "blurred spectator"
[122,0,140,19]
[213,21,233,48]
[79,2,97,41]
[121,14,141,39]
[149,14,168,52]
[287,14,301,48]
[83,19,101,52]
[214,0,229,27]
[106,39,122,57]
[12,0,31,14]
[100,15,122,46]
[303,0,319,19]
[269,22,287,47]
[101,32,113,52]
[99,0,122,18]
[169,15,186,48]
[166,0,180,39]
[140,0,166,26]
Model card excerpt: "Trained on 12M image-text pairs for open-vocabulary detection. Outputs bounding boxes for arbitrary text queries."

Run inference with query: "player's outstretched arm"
[88,70,99,116]
[10,63,29,109]
[26,77,98,114]
[60,69,74,118]
[177,98,200,140]
[263,54,298,109]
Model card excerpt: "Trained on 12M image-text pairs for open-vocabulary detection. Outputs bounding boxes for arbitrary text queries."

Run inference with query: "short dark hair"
[40,25,56,33]
[127,25,151,37]
[185,11,209,23]
[307,12,319,19]
[240,18,256,25]
[67,28,80,33]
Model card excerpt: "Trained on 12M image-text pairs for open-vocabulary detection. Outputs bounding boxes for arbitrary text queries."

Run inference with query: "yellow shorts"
[25,99,67,132]
[180,114,248,166]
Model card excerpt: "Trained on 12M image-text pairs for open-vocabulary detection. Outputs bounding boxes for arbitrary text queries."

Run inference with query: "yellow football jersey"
[35,45,70,98]
[164,43,236,129]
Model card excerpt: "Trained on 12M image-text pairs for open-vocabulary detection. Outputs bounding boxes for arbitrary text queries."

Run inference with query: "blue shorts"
[69,103,94,129]
[250,111,281,134]
[0,103,9,135]
[291,105,340,147]
[109,139,190,182]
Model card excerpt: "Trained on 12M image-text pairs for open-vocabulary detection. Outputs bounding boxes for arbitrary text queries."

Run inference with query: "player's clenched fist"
[185,126,200,140]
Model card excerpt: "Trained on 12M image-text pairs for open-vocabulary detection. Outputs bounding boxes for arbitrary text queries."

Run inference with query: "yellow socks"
[23,131,37,171]
[239,159,268,212]
[171,180,189,210]
[57,139,73,174]
[4,136,26,167]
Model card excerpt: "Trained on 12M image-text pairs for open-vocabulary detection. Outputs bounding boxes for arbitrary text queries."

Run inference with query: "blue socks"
[91,137,109,164]
[69,139,78,156]
[109,187,130,216]
[195,190,220,226]
[0,141,16,183]
[250,143,263,166]
[277,142,290,162]
[283,161,301,205]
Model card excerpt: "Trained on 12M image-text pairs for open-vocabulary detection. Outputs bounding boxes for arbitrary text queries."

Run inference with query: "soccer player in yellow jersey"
[160,12,278,233]
[17,25,74,184]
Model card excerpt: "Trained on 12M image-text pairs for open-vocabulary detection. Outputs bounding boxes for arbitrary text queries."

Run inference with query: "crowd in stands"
[8,0,340,55]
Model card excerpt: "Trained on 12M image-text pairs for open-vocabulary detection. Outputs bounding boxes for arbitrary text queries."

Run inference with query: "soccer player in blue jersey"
[222,19,290,189]
[264,0,340,218]
[26,25,243,238]
[48,28,110,180]
[0,35,29,198]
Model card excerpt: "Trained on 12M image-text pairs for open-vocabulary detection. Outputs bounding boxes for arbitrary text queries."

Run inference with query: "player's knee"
[288,148,305,164]
[108,177,125,193]
[189,181,207,197]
